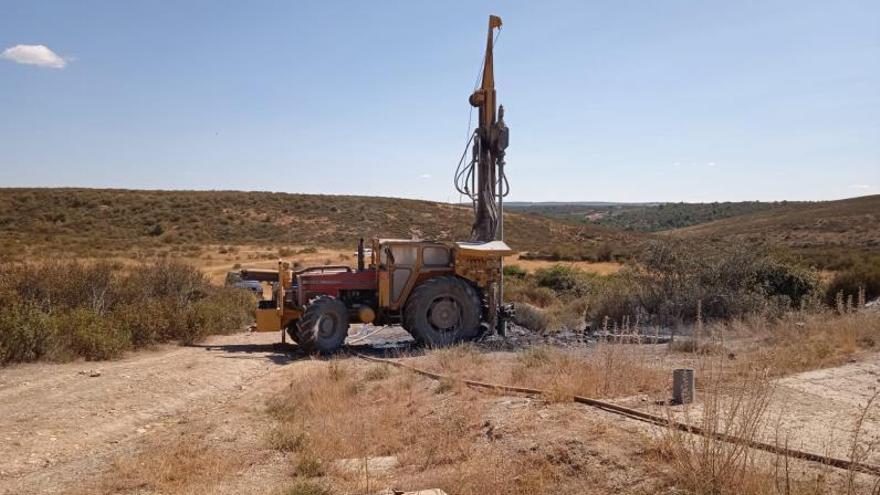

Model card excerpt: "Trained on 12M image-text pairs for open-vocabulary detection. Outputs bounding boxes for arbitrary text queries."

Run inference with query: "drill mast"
[461,15,509,243]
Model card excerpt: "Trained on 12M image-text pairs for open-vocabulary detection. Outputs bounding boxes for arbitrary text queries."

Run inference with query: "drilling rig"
[241,15,513,354]
[457,14,510,243]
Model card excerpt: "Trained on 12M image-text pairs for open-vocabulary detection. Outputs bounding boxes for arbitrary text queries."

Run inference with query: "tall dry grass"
[682,311,880,377]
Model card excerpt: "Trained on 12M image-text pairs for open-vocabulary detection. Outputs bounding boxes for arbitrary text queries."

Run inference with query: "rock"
[334,455,398,474]
[78,370,101,377]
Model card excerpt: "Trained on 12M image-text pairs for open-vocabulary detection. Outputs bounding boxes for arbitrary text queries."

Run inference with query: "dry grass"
[264,352,669,494]
[505,254,622,276]
[413,343,668,402]
[81,436,248,495]
[655,363,784,495]
[683,311,880,376]
[265,359,488,494]
[260,308,880,494]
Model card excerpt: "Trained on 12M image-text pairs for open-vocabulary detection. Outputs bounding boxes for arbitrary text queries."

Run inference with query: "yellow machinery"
[240,16,512,354]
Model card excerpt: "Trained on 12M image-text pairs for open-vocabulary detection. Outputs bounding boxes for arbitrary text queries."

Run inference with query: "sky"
[1,1,878,203]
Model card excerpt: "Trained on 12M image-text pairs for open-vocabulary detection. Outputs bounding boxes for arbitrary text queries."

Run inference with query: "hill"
[507,201,790,231]
[0,188,637,261]
[668,195,880,267]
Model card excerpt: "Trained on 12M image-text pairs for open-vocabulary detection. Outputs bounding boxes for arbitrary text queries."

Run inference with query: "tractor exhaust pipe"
[357,238,365,271]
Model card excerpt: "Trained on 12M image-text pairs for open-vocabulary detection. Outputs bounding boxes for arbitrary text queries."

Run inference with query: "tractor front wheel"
[403,276,481,347]
[296,296,349,355]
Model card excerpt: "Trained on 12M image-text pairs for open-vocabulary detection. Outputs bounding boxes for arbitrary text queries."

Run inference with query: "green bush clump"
[502,264,527,278]
[0,303,57,364]
[59,308,130,361]
[826,260,880,303]
[0,260,254,365]
[534,264,594,297]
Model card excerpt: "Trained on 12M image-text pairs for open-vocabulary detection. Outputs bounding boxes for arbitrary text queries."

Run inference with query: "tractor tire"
[295,296,349,355]
[403,276,481,347]
[285,323,300,345]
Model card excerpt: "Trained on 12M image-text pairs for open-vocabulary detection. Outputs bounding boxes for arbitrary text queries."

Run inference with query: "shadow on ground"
[189,342,303,365]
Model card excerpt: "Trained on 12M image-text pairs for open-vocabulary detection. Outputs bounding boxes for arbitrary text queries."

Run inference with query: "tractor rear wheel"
[403,276,481,347]
[296,296,349,355]
[285,323,300,345]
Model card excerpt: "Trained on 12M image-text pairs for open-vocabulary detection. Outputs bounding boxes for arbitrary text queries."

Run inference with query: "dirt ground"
[1,329,877,494]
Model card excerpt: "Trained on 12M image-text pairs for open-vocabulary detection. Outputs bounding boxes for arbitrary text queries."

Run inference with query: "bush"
[58,308,129,361]
[503,264,527,278]
[513,302,550,333]
[111,300,175,347]
[826,260,880,304]
[505,282,557,308]
[0,303,57,364]
[534,264,593,297]
[179,288,254,345]
[621,240,822,326]
[0,260,254,364]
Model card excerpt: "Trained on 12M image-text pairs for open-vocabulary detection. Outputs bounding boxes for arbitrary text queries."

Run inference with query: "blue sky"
[1,1,877,202]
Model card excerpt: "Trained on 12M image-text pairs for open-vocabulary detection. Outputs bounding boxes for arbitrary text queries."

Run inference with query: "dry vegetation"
[509,200,789,231]
[0,188,635,262]
[506,239,828,334]
[260,309,880,495]
[263,355,666,495]
[669,194,880,271]
[0,260,253,363]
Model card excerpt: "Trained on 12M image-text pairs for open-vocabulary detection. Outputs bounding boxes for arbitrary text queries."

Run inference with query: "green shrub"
[0,260,254,364]
[111,300,174,347]
[826,260,880,303]
[0,303,57,364]
[58,308,130,361]
[179,288,254,345]
[502,264,527,278]
[534,264,593,297]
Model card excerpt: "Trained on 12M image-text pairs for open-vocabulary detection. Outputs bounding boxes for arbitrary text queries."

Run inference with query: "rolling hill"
[0,188,637,261]
[668,195,880,267]
[507,201,793,231]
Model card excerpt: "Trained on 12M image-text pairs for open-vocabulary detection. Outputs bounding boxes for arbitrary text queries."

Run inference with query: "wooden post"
[672,368,695,405]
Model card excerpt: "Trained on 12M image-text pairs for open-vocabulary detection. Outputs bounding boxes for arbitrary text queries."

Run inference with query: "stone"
[333,455,398,474]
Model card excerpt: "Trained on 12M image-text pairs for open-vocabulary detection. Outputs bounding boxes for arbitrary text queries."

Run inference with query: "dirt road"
[0,331,299,495]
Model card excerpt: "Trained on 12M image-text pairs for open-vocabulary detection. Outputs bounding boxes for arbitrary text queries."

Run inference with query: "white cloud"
[849,184,873,190]
[1,44,67,69]
[419,173,431,179]
[707,162,717,167]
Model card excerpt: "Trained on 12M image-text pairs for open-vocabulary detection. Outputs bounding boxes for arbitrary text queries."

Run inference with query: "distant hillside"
[508,201,790,232]
[668,195,880,267]
[0,189,637,261]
